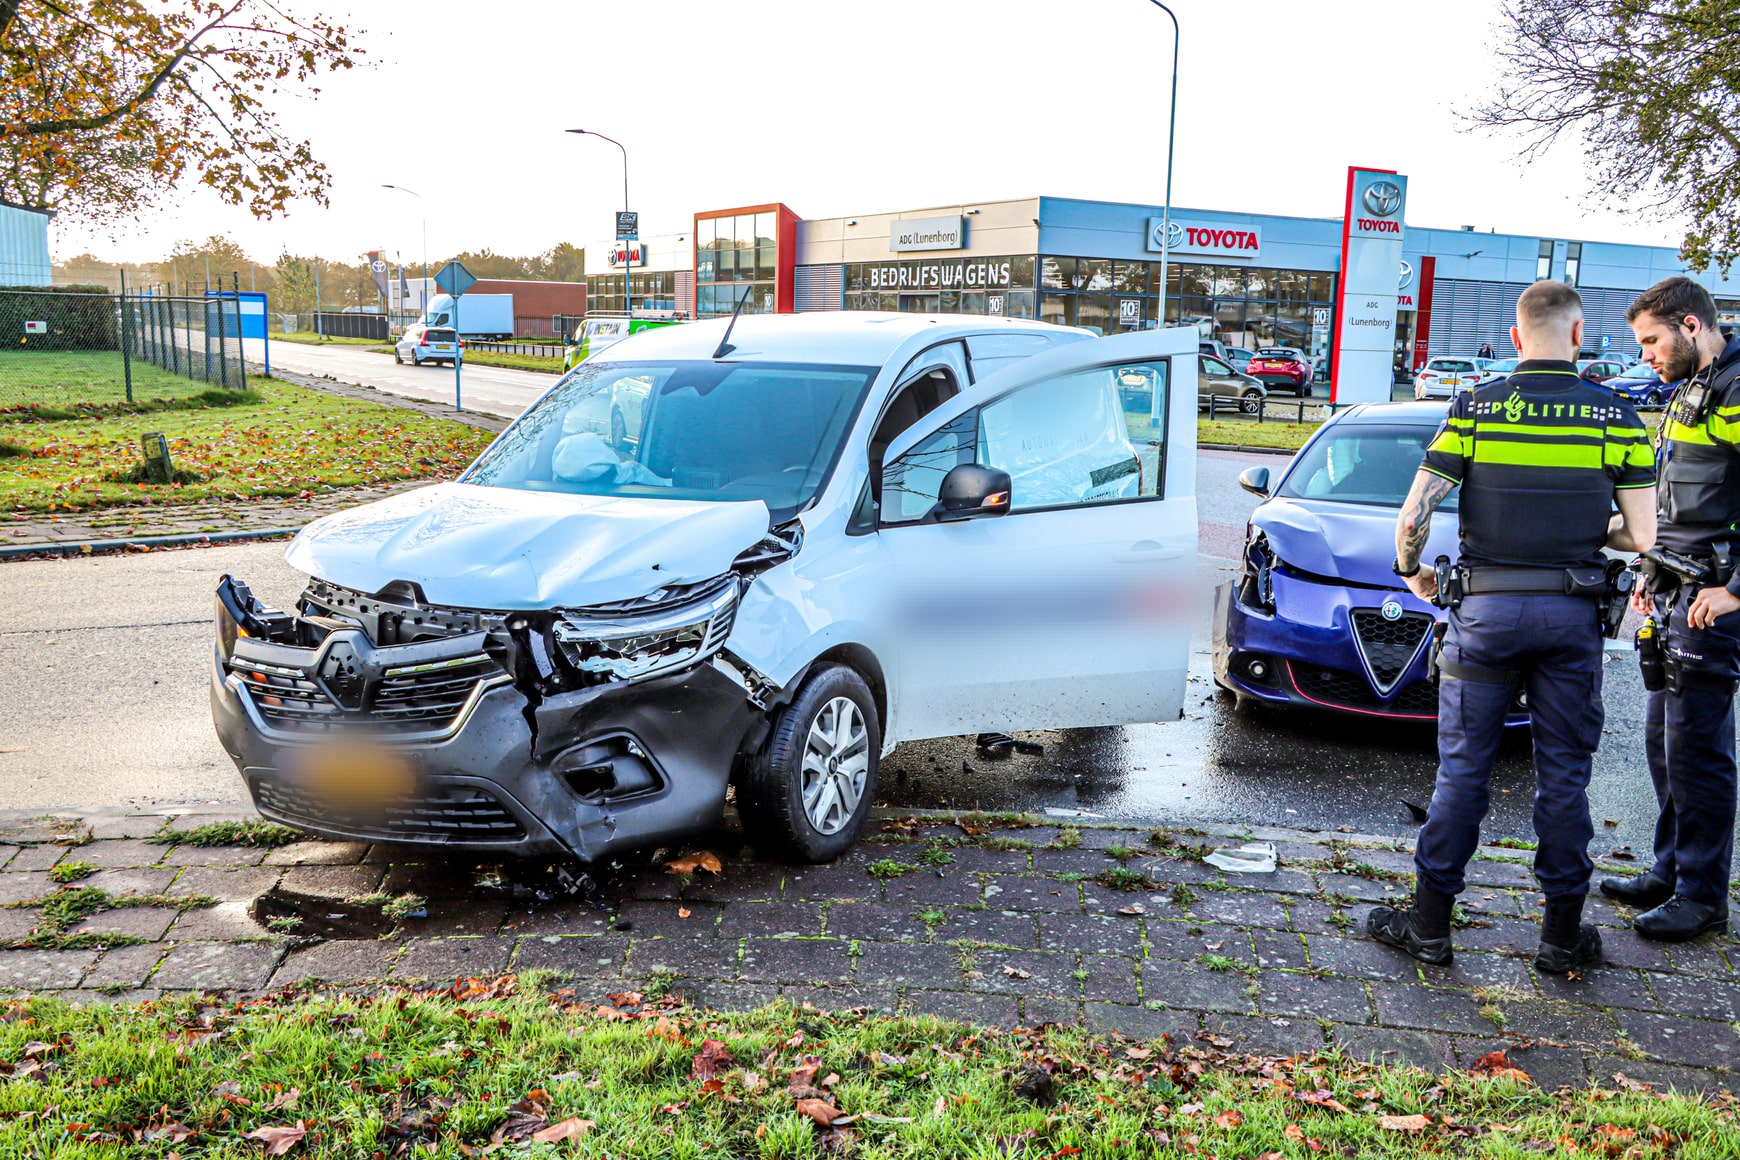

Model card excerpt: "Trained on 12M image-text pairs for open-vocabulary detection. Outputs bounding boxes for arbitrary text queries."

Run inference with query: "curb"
[0,526,299,561]
[1199,442,1299,457]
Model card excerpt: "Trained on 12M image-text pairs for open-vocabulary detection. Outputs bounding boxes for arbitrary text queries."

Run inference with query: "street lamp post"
[1145,1,1180,334]
[566,129,630,312]
[381,184,428,318]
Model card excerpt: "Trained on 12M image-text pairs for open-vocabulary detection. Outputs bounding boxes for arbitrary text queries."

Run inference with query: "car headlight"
[554,579,740,683]
[215,591,240,663]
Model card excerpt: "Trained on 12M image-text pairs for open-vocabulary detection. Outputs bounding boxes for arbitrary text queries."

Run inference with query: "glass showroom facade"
[838,256,1337,373]
[695,204,798,317]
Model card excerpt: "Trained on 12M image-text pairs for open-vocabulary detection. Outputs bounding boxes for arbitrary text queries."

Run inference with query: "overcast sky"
[54,0,1687,268]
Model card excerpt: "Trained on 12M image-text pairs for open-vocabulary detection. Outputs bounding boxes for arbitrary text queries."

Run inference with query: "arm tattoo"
[1395,471,1455,571]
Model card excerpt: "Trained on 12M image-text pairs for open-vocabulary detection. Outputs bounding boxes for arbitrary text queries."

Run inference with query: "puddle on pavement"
[251,887,397,939]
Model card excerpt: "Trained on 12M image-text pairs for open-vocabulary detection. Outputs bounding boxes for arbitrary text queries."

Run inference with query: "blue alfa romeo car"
[1212,401,1528,725]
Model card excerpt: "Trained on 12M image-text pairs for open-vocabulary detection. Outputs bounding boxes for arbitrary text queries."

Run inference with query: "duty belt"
[1459,564,1610,597]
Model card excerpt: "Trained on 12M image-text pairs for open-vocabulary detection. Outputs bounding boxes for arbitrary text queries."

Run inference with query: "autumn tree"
[1476,0,1740,271]
[0,0,361,225]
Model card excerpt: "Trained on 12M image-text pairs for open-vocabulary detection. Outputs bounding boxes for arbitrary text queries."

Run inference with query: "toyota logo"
[1398,260,1414,290]
[1150,220,1185,251]
[1380,600,1404,622]
[1363,180,1403,218]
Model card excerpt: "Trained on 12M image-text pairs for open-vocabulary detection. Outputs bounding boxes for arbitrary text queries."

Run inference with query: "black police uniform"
[1412,362,1654,920]
[1620,335,1740,934]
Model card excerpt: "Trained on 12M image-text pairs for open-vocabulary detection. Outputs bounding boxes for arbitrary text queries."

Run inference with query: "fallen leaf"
[1116,904,1145,916]
[788,1058,822,1093]
[1608,849,1637,861]
[678,907,692,918]
[1213,1109,1243,1128]
[1337,825,1355,833]
[532,1117,595,1143]
[741,1070,764,1091]
[665,851,723,875]
[691,1039,736,1083]
[1296,1090,1350,1114]
[264,1088,300,1112]
[1603,818,1619,827]
[1378,1114,1431,1132]
[1467,1051,1532,1084]
[1255,1153,1285,1160]
[796,1098,841,1126]
[1002,964,1032,980]
[1595,1124,1637,1142]
[243,1123,307,1155]
[1285,1123,1305,1141]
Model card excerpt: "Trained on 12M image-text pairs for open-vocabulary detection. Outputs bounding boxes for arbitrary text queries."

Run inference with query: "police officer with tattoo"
[1368,281,1658,972]
[1604,277,1740,941]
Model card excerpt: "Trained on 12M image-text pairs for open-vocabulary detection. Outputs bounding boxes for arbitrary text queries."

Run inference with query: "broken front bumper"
[211,601,765,863]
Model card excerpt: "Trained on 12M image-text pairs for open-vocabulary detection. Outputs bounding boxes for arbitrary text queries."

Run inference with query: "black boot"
[1536,896,1603,974]
[1634,895,1730,942]
[1367,888,1454,965]
[1598,870,1673,909]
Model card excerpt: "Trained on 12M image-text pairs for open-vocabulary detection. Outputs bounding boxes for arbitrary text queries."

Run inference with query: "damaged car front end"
[212,527,799,863]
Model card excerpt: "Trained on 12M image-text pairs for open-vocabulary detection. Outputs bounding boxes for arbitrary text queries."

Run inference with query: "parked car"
[212,315,1198,865]
[1604,363,1670,408]
[1480,357,1520,381]
[1246,347,1314,396]
[1413,356,1487,399]
[1225,346,1257,374]
[394,324,462,367]
[1578,357,1629,385]
[1198,353,1268,415]
[1213,401,1527,726]
[563,315,686,373]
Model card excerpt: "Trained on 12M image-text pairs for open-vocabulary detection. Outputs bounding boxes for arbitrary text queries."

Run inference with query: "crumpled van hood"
[285,483,770,610]
[1253,497,1459,588]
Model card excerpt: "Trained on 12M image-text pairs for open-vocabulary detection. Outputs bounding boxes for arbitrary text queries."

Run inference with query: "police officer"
[1602,276,1740,941]
[1369,280,1658,972]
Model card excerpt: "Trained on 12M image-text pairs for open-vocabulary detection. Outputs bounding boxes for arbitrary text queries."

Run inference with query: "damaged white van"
[211,313,1198,864]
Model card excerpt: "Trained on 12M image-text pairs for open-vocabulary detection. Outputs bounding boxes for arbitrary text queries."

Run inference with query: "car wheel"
[1239,389,1262,416]
[610,408,627,449]
[394,349,403,364]
[1298,382,1312,398]
[738,664,880,863]
[411,352,421,367]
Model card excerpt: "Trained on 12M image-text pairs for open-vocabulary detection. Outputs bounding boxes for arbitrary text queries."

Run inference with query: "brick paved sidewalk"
[0,808,1732,1094]
[0,369,505,551]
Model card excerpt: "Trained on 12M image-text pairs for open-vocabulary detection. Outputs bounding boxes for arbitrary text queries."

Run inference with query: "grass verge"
[2,387,261,425]
[272,331,385,347]
[1198,416,1321,451]
[453,350,564,374]
[148,820,303,848]
[0,376,495,515]
[0,983,1729,1157]
[0,350,246,410]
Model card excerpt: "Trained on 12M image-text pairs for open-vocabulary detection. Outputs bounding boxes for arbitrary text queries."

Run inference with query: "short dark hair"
[1627,276,1717,329]
[1516,279,1583,333]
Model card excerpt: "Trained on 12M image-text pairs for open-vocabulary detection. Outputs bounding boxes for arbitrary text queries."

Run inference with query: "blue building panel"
[0,202,52,287]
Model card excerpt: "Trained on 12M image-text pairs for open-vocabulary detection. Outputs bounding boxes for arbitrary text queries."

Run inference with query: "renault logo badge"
[1381,600,1404,622]
[1363,180,1403,218]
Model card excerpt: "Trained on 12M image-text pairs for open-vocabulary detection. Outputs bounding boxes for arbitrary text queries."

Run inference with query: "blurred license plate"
[291,744,415,804]
[434,344,453,351]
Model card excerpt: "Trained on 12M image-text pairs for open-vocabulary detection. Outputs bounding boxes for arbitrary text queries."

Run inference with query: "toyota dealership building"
[586,171,1737,398]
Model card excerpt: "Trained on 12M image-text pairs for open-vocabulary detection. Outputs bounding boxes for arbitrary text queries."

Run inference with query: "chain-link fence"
[0,284,249,412]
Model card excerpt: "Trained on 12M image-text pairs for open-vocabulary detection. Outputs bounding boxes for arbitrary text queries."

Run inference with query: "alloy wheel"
[800,696,869,835]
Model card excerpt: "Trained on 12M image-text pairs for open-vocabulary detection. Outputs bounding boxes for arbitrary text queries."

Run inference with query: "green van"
[563,315,685,372]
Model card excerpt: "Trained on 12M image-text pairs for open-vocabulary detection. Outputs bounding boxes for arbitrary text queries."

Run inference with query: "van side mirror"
[1238,466,1271,498]
[926,464,1013,523]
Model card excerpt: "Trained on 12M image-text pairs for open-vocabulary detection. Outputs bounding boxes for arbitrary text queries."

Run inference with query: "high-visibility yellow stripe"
[1665,418,1718,445]
[1421,464,1461,484]
[1428,430,1471,456]
[1471,441,1603,468]
[1625,442,1655,468]
[1472,422,1605,439]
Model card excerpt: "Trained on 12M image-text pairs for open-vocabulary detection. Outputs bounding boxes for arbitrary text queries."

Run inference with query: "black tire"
[411,352,422,367]
[1298,382,1312,398]
[737,663,880,863]
[1240,389,1262,416]
[394,349,403,364]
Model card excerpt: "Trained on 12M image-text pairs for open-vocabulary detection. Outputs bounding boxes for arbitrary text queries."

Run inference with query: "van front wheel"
[738,664,880,863]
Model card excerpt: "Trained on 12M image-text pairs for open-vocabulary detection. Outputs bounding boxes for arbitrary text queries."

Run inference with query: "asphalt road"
[2,447,1718,863]
[248,337,549,419]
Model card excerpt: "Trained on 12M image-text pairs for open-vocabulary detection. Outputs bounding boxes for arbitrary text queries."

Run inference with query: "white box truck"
[424,293,514,340]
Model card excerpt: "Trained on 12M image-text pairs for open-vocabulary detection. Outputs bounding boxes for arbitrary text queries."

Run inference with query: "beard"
[1661,329,1701,384]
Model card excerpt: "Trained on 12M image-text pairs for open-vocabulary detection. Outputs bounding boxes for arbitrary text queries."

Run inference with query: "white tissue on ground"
[1203,841,1278,874]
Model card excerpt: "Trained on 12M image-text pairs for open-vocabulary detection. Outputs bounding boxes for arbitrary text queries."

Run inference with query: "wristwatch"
[1392,557,1420,578]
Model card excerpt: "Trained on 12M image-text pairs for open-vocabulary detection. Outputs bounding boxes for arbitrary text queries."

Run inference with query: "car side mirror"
[1238,466,1271,498]
[926,463,1013,523]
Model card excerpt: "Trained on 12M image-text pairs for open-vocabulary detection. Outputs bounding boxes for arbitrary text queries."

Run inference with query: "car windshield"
[1620,363,1658,380]
[1278,423,1458,511]
[461,359,877,521]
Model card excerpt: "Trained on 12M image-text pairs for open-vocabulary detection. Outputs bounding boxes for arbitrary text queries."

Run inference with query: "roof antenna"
[711,286,751,359]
